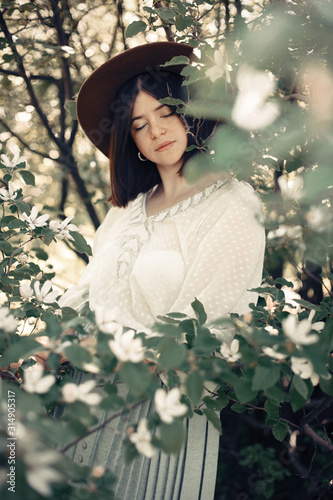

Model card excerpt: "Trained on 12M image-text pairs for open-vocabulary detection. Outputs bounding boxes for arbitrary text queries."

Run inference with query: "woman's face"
[130,91,188,172]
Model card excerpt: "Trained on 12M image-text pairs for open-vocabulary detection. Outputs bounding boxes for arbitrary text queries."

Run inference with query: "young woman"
[57,42,265,500]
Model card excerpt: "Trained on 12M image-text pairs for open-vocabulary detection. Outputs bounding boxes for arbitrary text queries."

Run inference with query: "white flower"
[18,253,29,264]
[262,346,287,360]
[34,280,59,304]
[264,325,279,335]
[206,49,232,83]
[23,363,56,394]
[22,206,49,230]
[305,205,333,233]
[0,182,17,201]
[108,329,145,363]
[232,66,280,130]
[0,144,26,168]
[24,444,63,496]
[291,356,319,385]
[0,307,17,333]
[49,216,79,241]
[220,338,242,363]
[61,379,102,405]
[154,387,188,424]
[20,282,34,299]
[267,224,302,240]
[94,307,124,336]
[278,176,303,200]
[26,465,63,497]
[129,418,156,458]
[308,309,325,332]
[282,314,319,345]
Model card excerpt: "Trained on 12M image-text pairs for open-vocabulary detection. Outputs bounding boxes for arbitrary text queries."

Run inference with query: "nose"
[150,120,166,140]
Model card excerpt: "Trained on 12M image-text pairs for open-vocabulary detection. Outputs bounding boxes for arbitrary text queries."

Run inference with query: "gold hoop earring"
[138,152,148,162]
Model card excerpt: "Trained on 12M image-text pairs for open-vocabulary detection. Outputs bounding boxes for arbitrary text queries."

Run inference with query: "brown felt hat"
[76,42,194,158]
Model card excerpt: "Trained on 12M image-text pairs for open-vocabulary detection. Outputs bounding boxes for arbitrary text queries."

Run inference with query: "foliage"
[0,1,333,499]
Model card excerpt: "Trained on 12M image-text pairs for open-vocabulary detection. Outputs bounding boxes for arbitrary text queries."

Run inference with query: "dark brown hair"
[108,71,218,207]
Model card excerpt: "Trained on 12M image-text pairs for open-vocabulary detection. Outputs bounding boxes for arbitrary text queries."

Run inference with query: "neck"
[157,168,193,202]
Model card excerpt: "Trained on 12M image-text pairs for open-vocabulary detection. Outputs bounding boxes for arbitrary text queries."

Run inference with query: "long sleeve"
[58,205,123,310]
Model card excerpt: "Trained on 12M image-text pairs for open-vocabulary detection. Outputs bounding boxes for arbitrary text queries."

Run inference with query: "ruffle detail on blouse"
[116,179,229,279]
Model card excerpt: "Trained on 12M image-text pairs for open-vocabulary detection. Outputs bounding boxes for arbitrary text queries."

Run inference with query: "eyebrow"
[131,103,167,123]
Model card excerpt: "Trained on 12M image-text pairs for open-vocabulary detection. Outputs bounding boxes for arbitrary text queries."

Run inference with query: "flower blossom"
[206,49,232,83]
[277,175,303,200]
[262,346,287,360]
[108,328,145,363]
[129,418,156,458]
[267,225,303,241]
[264,325,279,336]
[282,313,319,345]
[305,205,333,233]
[34,280,59,304]
[61,379,102,405]
[22,206,49,230]
[154,387,188,424]
[0,307,17,333]
[20,282,34,299]
[232,66,280,130]
[220,338,242,363]
[23,363,56,394]
[291,356,319,385]
[49,216,79,241]
[23,437,63,496]
[0,182,17,201]
[0,143,26,168]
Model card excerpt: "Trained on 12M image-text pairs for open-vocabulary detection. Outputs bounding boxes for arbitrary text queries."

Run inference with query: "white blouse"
[59,178,265,334]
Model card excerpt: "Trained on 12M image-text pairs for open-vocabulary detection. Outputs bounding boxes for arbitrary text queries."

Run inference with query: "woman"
[57,42,265,500]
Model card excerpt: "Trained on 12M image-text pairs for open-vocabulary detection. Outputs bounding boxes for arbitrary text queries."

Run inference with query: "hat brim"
[76,42,194,158]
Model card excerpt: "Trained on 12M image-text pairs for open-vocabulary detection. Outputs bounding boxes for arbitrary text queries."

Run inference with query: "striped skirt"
[55,369,220,500]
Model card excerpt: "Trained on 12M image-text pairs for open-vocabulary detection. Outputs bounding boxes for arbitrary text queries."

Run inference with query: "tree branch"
[61,398,147,452]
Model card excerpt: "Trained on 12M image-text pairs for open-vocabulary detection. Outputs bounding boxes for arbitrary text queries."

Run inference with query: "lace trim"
[116,179,228,279]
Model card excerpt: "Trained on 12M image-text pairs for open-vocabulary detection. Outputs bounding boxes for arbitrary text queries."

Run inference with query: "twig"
[61,399,147,452]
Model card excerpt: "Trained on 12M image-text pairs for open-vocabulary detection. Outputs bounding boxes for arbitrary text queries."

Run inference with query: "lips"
[155,141,175,152]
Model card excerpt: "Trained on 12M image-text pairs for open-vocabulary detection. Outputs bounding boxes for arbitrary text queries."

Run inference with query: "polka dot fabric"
[59,178,265,332]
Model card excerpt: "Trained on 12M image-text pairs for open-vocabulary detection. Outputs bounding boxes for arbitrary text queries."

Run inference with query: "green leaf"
[191,298,207,325]
[203,408,222,434]
[100,394,125,410]
[252,363,280,391]
[3,173,12,182]
[230,402,247,413]
[0,240,12,254]
[289,378,308,412]
[8,218,27,229]
[65,99,77,120]
[233,379,258,404]
[19,170,35,186]
[125,20,147,38]
[264,383,287,403]
[157,8,176,22]
[70,232,92,256]
[264,399,280,424]
[185,371,204,405]
[291,374,309,400]
[160,55,190,67]
[272,421,289,442]
[62,344,94,370]
[119,362,150,396]
[0,338,41,367]
[158,339,187,370]
[293,299,321,311]
[319,376,333,397]
[14,199,31,214]
[160,419,185,453]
